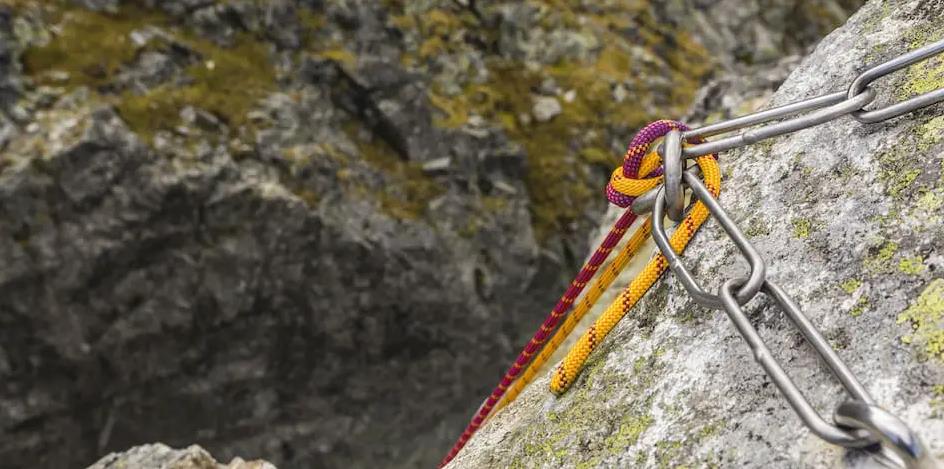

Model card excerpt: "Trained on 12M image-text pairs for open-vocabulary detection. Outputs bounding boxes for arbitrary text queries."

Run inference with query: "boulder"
[450,1,944,467]
[0,1,864,468]
[87,443,275,469]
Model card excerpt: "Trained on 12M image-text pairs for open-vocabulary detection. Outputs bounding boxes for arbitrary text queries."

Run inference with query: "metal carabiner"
[663,129,685,222]
[651,171,766,309]
[718,278,876,448]
[834,401,938,469]
[848,38,944,124]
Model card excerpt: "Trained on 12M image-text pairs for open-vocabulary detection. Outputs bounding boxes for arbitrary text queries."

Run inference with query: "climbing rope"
[494,208,651,413]
[552,152,719,393]
[442,38,944,469]
[439,120,719,467]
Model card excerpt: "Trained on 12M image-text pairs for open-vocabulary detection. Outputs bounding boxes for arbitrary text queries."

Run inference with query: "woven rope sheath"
[440,120,718,468]
[551,154,721,393]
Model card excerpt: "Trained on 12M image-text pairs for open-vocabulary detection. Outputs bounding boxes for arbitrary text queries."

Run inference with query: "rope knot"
[606,120,691,208]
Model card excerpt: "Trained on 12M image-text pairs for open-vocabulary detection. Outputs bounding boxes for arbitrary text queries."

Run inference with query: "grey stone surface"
[451,1,944,468]
[0,1,864,468]
[87,443,276,469]
[532,96,562,123]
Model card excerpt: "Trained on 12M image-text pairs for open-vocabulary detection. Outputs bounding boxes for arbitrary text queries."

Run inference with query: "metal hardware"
[684,91,848,139]
[642,39,944,466]
[660,38,944,159]
[680,89,876,158]
[651,171,766,309]
[835,401,939,469]
[848,38,944,123]
[631,167,702,215]
[718,278,876,447]
[663,130,685,222]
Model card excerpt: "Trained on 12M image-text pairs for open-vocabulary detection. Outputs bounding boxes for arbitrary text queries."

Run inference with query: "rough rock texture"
[0,1,862,468]
[452,1,944,468]
[87,443,275,469]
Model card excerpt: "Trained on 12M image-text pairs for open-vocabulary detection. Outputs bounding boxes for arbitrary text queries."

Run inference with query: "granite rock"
[450,1,944,467]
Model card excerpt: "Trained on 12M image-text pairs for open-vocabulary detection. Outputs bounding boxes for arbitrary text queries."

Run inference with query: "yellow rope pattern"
[494,217,653,413]
[550,154,721,394]
[490,150,666,412]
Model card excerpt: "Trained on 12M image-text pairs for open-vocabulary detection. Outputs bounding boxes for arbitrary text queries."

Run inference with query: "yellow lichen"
[932,384,944,416]
[863,241,898,273]
[604,413,653,452]
[791,218,812,239]
[898,256,926,276]
[898,34,944,100]
[897,279,944,362]
[850,296,870,318]
[840,278,862,294]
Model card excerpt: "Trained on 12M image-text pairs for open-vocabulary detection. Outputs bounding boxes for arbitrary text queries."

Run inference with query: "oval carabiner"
[719,278,877,448]
[651,171,766,309]
[834,401,938,469]
[847,38,944,123]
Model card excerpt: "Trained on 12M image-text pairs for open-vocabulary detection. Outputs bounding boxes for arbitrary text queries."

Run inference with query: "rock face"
[87,443,275,469]
[0,1,862,468]
[451,1,944,468]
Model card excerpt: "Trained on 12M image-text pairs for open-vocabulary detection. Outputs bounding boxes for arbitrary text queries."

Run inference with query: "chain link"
[651,171,765,309]
[646,39,944,468]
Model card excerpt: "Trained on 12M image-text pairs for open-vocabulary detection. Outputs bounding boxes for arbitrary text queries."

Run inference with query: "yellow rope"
[550,154,721,394]
[494,217,653,412]
[490,150,665,412]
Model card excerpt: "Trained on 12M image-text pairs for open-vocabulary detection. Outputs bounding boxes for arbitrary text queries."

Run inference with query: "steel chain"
[641,39,944,468]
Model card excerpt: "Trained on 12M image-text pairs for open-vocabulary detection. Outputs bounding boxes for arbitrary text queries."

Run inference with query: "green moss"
[22,4,165,87]
[791,218,812,239]
[343,123,444,220]
[898,256,926,276]
[293,188,320,207]
[117,32,276,141]
[22,2,278,142]
[580,147,617,167]
[840,278,862,294]
[422,2,711,240]
[897,279,944,362]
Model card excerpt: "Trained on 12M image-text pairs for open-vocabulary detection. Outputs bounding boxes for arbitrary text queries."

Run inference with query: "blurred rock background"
[0,1,862,467]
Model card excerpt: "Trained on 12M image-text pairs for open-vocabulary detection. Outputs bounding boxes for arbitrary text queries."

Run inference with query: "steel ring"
[663,129,685,222]
[834,401,936,468]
